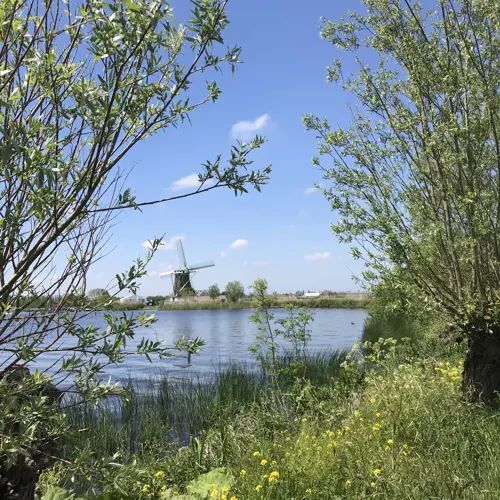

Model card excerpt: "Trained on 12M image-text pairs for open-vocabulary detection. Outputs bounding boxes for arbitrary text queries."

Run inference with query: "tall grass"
[64,350,348,458]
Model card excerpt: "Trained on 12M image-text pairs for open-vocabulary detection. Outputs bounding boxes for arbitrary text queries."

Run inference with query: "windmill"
[160,239,215,299]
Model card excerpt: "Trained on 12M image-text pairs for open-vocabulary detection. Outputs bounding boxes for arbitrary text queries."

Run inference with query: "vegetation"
[38,307,500,499]
[225,281,246,303]
[0,0,271,495]
[304,0,500,402]
[208,284,221,301]
[147,296,169,307]
[159,297,370,310]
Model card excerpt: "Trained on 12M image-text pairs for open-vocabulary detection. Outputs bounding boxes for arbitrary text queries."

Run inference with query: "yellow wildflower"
[240,469,247,476]
[161,485,167,492]
[376,412,381,417]
[221,496,227,500]
[222,487,229,493]
[253,451,261,457]
[371,482,376,487]
[271,460,277,465]
[269,471,279,484]
[306,488,312,494]
[345,480,352,486]
[263,475,269,479]
[230,497,238,500]
[403,444,408,449]
[302,417,308,422]
[155,471,165,478]
[387,439,393,445]
[354,411,360,417]
[370,397,376,404]
[373,469,382,475]
[285,452,290,457]
[260,459,268,466]
[256,484,263,492]
[360,417,364,422]
[210,489,219,498]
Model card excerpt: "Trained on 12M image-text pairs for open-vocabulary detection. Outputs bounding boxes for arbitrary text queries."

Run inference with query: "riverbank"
[159,297,371,311]
[39,317,499,500]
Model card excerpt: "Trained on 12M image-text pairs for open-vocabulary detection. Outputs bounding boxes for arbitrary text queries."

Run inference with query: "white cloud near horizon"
[169,173,214,192]
[220,251,226,258]
[142,234,184,251]
[230,239,248,249]
[231,113,270,140]
[304,251,332,262]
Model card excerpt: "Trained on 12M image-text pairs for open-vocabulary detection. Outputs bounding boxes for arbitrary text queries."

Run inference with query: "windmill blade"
[177,239,188,268]
[159,270,175,277]
[188,260,215,271]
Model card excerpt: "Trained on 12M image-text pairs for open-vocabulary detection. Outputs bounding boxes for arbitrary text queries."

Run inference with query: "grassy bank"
[41,314,500,500]
[160,297,371,311]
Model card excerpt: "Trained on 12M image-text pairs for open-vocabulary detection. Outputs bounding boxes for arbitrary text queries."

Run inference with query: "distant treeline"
[159,297,370,311]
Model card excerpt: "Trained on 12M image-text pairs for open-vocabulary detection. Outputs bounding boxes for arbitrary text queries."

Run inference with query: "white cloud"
[148,270,159,277]
[231,113,270,140]
[230,239,248,249]
[220,251,226,258]
[304,186,318,195]
[169,173,213,192]
[142,235,184,251]
[304,252,332,262]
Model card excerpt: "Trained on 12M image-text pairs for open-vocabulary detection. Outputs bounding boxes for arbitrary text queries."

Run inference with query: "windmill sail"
[188,261,215,271]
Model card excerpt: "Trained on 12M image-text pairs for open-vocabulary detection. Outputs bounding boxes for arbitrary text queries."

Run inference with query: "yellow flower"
[306,488,312,494]
[240,469,247,476]
[256,484,263,492]
[370,397,376,404]
[268,471,279,483]
[221,496,227,500]
[345,480,352,486]
[302,417,308,422]
[263,475,269,479]
[155,470,165,478]
[354,411,360,417]
[230,497,238,500]
[142,484,151,492]
[376,412,381,417]
[370,482,376,487]
[210,489,219,498]
[285,452,290,457]
[222,487,229,493]
[271,460,277,465]
[384,445,390,451]
[260,459,268,466]
[387,439,393,445]
[373,469,382,475]
[403,451,408,456]
[253,451,261,457]
[209,484,216,488]
[161,486,167,492]
[403,443,408,449]
[360,417,364,422]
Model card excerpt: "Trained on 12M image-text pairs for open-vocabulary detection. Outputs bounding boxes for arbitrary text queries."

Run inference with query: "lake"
[10,308,368,382]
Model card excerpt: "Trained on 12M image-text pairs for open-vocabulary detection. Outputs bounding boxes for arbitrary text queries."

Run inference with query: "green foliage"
[224,281,245,303]
[276,305,314,357]
[146,296,168,306]
[38,486,84,500]
[304,0,500,331]
[208,284,221,301]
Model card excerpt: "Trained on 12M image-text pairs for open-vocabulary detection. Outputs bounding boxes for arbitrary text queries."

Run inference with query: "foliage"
[224,282,245,303]
[147,296,168,307]
[0,371,68,498]
[208,284,221,301]
[303,0,500,340]
[275,305,314,357]
[42,329,500,499]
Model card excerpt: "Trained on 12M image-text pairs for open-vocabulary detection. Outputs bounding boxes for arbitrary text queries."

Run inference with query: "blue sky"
[88,0,368,296]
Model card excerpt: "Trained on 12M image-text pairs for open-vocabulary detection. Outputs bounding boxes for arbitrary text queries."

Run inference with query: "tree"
[88,288,110,303]
[304,0,500,403]
[225,281,245,303]
[0,0,270,491]
[208,284,220,300]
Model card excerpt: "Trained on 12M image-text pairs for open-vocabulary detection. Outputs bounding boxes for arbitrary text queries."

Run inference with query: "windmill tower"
[160,239,214,299]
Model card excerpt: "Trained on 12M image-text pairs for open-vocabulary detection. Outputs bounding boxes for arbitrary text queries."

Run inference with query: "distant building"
[119,295,146,304]
[303,292,321,298]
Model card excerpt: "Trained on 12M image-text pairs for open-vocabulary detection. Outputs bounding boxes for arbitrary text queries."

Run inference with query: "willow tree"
[0,0,270,493]
[304,0,500,403]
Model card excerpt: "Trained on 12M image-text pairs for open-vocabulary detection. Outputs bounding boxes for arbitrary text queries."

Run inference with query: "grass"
[41,314,500,500]
[160,298,371,311]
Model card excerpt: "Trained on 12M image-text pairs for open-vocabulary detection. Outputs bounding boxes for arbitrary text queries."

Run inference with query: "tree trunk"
[463,333,500,405]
